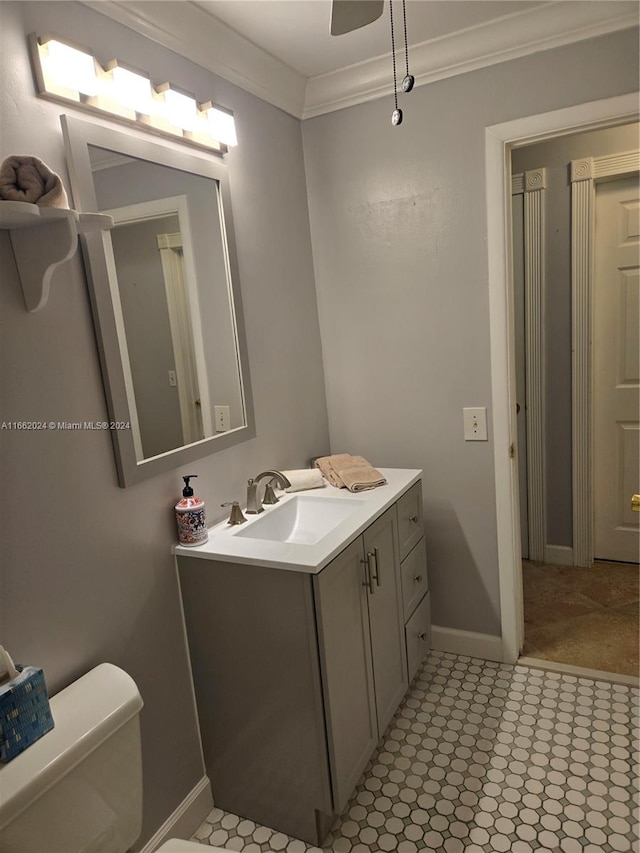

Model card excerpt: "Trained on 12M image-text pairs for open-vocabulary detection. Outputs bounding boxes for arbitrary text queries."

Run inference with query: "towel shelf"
[0,200,113,312]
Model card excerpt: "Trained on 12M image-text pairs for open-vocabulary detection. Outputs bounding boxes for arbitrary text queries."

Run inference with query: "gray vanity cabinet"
[314,506,408,814]
[177,482,426,846]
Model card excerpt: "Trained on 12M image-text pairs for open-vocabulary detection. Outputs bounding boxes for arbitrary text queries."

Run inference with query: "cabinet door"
[314,538,378,813]
[363,507,409,739]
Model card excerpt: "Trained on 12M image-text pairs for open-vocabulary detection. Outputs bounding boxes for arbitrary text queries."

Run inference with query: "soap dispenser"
[175,474,208,546]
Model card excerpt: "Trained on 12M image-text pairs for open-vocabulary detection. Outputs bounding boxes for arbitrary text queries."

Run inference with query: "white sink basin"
[234,495,366,545]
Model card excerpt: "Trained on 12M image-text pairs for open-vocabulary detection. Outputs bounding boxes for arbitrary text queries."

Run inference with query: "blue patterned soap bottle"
[175,474,208,546]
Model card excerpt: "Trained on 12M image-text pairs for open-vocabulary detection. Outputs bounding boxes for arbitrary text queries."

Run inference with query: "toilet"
[0,663,233,853]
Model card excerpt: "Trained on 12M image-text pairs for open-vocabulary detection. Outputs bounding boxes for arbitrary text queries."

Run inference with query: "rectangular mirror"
[62,114,254,486]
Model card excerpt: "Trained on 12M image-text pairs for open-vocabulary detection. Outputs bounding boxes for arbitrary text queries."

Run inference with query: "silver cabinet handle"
[360,557,374,594]
[418,632,427,641]
[409,515,419,524]
[372,547,381,587]
[413,574,423,583]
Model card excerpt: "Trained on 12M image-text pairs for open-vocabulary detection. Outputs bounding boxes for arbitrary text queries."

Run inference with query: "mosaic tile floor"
[192,650,639,853]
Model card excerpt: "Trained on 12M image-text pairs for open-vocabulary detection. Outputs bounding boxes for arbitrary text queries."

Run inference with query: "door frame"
[485,92,639,663]
[511,168,548,562]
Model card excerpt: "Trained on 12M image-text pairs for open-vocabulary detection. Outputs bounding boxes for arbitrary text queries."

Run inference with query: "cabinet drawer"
[400,538,428,620]
[396,481,423,561]
[405,591,431,683]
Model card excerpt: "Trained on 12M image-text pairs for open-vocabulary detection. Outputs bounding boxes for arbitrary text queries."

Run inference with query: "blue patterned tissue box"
[0,666,54,762]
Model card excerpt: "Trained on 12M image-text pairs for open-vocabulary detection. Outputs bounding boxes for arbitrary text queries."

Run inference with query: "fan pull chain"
[389,0,402,125]
[401,0,414,92]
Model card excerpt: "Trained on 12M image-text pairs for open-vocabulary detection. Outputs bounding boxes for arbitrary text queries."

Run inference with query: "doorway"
[485,92,640,668]
[510,127,639,677]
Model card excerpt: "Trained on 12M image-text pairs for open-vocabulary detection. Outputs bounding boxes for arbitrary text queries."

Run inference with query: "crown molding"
[82,2,638,122]
[81,0,308,118]
[303,3,639,118]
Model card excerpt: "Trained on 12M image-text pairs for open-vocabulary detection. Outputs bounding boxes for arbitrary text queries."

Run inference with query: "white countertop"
[173,468,422,573]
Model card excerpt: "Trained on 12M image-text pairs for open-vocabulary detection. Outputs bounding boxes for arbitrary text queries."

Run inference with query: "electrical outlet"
[463,407,488,441]
[214,405,230,432]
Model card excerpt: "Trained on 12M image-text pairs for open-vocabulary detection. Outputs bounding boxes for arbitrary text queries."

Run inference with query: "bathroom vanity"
[174,469,430,845]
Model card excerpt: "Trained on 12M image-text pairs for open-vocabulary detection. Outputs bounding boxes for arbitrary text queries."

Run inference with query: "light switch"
[214,405,230,432]
[463,407,488,441]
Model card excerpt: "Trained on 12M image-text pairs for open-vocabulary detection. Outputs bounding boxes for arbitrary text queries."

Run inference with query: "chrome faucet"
[246,470,291,514]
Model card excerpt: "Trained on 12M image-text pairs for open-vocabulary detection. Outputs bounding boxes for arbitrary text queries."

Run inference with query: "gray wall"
[511,122,640,548]
[302,28,639,635]
[0,1,328,846]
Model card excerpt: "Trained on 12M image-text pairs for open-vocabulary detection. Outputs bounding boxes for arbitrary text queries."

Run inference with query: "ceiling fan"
[330,0,385,35]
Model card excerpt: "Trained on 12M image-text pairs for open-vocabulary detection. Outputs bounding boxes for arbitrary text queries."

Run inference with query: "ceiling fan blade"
[331,0,384,36]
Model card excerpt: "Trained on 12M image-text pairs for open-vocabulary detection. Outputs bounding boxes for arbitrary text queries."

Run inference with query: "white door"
[593,175,640,562]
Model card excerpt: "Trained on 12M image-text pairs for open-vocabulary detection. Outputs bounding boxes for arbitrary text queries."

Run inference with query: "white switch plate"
[168,370,177,387]
[214,405,230,432]
[463,407,488,441]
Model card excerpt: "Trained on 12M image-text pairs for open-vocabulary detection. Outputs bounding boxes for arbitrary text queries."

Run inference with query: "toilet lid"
[157,840,231,852]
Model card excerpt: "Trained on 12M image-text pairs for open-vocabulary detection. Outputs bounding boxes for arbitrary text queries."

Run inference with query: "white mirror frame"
[61,114,255,487]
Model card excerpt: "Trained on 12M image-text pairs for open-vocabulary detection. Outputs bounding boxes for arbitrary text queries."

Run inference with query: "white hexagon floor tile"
[191,650,639,852]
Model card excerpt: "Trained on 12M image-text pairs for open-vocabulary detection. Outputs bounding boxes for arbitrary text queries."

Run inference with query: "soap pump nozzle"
[182,474,197,497]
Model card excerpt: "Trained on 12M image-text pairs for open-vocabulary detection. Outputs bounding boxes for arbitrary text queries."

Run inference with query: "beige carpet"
[522,559,639,677]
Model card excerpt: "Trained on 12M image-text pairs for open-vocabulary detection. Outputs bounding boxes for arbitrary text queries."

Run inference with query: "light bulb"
[159,86,199,132]
[40,38,98,97]
[107,62,156,116]
[202,103,237,147]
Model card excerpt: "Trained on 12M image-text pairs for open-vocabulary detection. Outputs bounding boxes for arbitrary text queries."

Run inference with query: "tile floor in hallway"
[191,650,639,853]
[522,560,639,677]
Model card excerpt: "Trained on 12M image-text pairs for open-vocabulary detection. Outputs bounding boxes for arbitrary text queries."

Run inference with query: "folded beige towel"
[339,464,387,492]
[315,454,387,492]
[315,454,352,488]
[282,469,325,492]
[0,155,69,208]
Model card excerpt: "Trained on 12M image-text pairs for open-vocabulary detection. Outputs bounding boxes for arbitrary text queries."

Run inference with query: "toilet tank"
[0,663,144,853]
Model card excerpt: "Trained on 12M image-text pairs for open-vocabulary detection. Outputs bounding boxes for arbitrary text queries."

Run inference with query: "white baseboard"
[139,776,213,853]
[544,544,575,566]
[431,625,504,662]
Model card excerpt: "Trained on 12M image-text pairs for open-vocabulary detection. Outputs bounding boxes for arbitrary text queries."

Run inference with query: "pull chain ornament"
[389,0,402,125]
[401,0,414,92]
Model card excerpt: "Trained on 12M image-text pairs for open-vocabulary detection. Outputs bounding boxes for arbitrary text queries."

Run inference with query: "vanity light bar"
[30,34,237,153]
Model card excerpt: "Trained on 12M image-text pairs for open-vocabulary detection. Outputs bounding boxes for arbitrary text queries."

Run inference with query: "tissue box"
[0,666,54,762]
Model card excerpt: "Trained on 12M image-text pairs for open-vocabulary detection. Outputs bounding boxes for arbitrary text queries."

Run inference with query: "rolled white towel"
[282,469,325,492]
